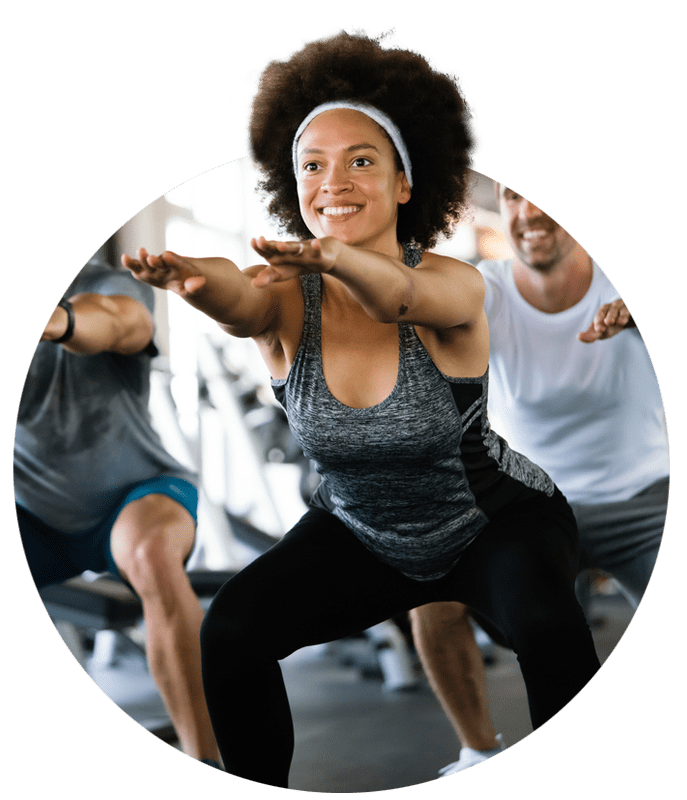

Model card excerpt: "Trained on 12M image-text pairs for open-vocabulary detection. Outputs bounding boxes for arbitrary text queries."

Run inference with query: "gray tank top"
[272,244,553,580]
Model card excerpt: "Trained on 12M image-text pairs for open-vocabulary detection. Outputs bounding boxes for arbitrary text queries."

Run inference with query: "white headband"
[292,101,413,187]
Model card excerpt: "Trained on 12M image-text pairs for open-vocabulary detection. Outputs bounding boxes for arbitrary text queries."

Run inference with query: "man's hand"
[578,299,634,343]
[250,236,340,287]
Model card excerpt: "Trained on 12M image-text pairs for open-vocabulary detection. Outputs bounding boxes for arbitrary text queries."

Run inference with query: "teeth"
[522,229,549,240]
[321,206,359,217]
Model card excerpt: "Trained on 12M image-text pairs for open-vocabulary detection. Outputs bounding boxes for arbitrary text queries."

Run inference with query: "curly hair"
[249,31,473,250]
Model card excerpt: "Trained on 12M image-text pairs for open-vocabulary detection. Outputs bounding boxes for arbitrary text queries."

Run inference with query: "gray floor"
[83,585,633,793]
[283,592,633,792]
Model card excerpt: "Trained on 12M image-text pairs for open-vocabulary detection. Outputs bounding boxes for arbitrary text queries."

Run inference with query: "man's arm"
[578,299,636,343]
[41,292,155,355]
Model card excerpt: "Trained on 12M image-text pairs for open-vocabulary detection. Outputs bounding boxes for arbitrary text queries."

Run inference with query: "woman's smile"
[319,204,362,220]
[296,108,410,252]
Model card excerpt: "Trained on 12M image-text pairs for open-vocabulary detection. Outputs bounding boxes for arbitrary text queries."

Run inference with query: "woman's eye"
[302,162,319,172]
[352,157,371,167]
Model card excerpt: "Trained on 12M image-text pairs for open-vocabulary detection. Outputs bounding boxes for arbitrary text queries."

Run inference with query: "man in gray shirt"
[15,259,220,768]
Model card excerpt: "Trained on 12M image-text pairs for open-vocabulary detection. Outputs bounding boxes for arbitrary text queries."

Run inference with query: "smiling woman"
[121,31,601,790]
[249,32,473,250]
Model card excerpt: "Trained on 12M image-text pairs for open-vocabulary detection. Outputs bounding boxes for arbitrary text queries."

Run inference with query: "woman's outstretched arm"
[121,248,281,338]
[251,236,484,331]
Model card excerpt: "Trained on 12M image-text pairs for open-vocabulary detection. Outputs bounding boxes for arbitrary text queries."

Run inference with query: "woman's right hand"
[121,247,282,341]
[121,248,208,297]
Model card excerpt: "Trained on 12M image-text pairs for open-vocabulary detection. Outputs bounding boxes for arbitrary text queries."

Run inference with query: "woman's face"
[295,108,411,254]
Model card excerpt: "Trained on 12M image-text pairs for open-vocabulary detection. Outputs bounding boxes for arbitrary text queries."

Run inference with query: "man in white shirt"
[410,184,669,775]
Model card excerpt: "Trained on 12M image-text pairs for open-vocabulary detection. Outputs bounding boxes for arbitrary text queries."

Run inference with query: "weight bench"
[39,567,237,618]
[35,507,278,673]
[38,569,238,741]
[40,560,419,715]
[39,569,237,668]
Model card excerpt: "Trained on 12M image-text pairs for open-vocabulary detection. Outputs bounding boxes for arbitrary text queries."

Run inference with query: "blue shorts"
[17,476,198,590]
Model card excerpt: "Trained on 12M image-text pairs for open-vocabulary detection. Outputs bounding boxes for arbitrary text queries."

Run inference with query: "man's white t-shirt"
[479,259,669,505]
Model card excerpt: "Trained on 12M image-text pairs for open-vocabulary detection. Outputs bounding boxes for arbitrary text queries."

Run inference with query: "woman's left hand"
[250,236,340,286]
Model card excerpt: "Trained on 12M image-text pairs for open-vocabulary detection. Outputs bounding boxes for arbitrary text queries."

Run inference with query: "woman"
[123,32,600,788]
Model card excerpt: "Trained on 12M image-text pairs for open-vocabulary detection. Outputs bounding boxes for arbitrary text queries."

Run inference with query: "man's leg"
[609,550,659,608]
[571,477,669,610]
[409,602,500,752]
[109,492,220,763]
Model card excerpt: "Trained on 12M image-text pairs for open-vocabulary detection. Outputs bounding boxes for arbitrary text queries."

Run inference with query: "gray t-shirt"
[14,261,196,532]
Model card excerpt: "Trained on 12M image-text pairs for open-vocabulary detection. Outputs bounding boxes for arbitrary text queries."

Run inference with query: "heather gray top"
[272,244,554,581]
[14,262,196,533]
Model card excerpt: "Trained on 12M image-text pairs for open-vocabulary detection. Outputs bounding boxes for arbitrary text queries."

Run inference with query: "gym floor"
[88,583,634,793]
[283,591,633,792]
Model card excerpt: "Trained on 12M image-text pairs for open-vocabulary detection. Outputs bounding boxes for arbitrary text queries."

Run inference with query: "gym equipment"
[39,569,237,740]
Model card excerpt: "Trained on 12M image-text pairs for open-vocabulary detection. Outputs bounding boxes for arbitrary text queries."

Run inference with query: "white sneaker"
[438,734,505,776]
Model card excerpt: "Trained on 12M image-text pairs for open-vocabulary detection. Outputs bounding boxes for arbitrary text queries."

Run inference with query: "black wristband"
[52,299,76,344]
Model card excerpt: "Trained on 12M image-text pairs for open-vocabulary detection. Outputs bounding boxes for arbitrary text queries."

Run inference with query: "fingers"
[251,237,316,262]
[578,300,631,343]
[601,299,630,329]
[595,300,630,330]
[577,324,602,343]
[157,250,190,270]
[251,236,283,258]
[121,249,203,295]
[250,237,329,288]
[121,250,145,273]
[121,247,156,276]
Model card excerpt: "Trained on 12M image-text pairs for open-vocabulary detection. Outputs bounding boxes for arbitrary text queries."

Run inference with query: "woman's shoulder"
[416,250,484,287]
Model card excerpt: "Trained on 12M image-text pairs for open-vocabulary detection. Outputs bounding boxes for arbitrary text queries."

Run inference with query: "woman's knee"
[200,578,288,667]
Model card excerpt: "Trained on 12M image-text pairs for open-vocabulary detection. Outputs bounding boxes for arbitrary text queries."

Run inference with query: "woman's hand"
[250,236,341,287]
[121,248,208,297]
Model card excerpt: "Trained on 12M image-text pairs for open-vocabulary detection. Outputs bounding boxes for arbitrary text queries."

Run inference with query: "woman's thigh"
[436,490,582,647]
[202,507,433,662]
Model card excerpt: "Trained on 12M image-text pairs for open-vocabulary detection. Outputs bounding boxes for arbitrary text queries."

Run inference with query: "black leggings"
[200,489,600,787]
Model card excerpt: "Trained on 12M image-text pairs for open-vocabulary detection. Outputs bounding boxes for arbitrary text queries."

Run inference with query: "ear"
[397,172,412,205]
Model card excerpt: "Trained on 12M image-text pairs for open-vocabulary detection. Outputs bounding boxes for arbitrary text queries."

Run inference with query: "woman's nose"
[321,163,353,193]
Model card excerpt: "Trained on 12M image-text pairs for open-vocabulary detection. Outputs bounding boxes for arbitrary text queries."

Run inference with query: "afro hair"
[249,31,474,250]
